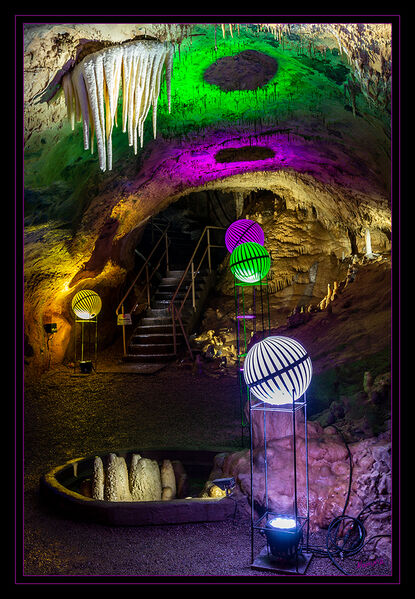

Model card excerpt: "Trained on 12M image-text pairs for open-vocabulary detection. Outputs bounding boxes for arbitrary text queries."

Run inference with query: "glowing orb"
[71,290,102,320]
[225,219,265,253]
[243,336,312,405]
[230,241,270,284]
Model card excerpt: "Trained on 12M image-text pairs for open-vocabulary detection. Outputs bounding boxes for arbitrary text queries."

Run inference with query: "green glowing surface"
[23,23,387,218]
[156,24,353,135]
[230,241,271,284]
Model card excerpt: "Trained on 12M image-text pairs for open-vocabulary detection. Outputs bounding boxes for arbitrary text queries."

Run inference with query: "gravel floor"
[21,359,393,583]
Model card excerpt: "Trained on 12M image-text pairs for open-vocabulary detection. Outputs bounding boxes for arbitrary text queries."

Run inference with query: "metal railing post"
[207,228,212,272]
[172,305,177,354]
[165,232,169,273]
[146,264,150,308]
[121,303,127,357]
[191,261,196,310]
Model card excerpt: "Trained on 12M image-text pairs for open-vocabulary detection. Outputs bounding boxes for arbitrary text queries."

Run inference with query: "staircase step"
[140,316,173,325]
[131,333,182,344]
[146,307,169,317]
[122,353,176,363]
[134,324,180,335]
[129,342,176,355]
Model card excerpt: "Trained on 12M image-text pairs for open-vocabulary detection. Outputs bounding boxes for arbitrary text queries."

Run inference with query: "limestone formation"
[161,486,174,501]
[104,454,132,502]
[217,426,391,561]
[160,459,176,499]
[92,456,104,500]
[171,460,189,498]
[129,457,162,501]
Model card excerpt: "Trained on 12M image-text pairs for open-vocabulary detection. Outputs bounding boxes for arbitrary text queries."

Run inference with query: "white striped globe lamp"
[225,219,265,253]
[71,290,102,320]
[243,336,312,405]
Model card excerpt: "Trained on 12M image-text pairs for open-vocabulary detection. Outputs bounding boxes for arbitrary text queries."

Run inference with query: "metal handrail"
[168,225,225,358]
[115,221,171,317]
[116,221,171,357]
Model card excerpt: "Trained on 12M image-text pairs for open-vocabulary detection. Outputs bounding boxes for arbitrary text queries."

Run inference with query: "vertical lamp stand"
[249,390,313,574]
[234,279,271,447]
[74,316,98,374]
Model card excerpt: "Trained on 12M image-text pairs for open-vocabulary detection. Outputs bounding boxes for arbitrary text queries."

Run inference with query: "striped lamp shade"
[243,336,312,405]
[225,219,265,253]
[230,241,271,284]
[71,290,102,320]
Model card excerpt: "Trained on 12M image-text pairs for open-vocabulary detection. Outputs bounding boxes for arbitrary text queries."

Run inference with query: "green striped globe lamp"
[230,241,271,284]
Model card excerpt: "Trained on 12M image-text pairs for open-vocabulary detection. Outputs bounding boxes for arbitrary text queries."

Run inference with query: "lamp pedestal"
[73,317,98,374]
[252,546,313,574]
[249,391,312,575]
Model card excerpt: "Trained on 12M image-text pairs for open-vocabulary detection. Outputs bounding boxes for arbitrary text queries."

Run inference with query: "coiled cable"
[305,425,391,575]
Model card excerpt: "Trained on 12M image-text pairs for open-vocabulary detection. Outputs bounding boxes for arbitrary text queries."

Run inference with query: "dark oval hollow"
[215,146,275,163]
[204,49,278,91]
[39,448,236,526]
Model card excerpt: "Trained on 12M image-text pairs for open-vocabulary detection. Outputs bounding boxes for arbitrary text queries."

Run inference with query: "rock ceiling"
[22,21,393,369]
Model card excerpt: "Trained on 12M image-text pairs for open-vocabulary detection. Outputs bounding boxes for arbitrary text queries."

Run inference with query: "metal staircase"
[116,220,225,364]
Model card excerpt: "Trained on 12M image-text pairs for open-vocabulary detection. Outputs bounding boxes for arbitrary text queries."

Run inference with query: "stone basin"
[39,448,236,526]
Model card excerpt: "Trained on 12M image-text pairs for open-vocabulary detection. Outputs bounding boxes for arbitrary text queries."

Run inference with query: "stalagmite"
[104,454,132,501]
[160,459,176,499]
[129,456,162,501]
[364,228,380,259]
[63,40,173,171]
[92,456,104,500]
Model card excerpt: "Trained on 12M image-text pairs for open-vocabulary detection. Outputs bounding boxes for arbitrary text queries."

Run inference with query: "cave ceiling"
[22,20,393,366]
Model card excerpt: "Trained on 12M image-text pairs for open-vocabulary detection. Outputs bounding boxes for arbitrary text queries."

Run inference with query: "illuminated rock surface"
[22,20,393,577]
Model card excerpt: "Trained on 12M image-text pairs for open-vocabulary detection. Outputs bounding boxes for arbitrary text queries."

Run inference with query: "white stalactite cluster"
[61,40,172,171]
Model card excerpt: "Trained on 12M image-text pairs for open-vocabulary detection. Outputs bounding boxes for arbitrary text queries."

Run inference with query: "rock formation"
[160,459,177,500]
[129,456,162,501]
[212,422,391,561]
[22,22,392,373]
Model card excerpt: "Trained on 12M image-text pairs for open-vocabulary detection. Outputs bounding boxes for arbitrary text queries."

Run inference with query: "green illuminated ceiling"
[155,24,374,136]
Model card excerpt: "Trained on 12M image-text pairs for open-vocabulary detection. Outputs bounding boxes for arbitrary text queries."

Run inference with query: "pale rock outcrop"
[104,453,132,501]
[160,459,176,499]
[92,455,105,500]
[129,456,162,501]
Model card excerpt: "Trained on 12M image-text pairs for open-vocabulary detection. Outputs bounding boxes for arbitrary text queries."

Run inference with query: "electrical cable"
[304,425,391,575]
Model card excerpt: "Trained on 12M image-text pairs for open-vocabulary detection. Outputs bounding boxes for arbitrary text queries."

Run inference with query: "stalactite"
[63,40,172,171]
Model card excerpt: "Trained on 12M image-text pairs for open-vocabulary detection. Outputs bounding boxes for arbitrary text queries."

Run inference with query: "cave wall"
[22,22,391,373]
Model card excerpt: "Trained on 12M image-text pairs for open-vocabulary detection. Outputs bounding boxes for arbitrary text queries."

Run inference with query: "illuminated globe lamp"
[243,335,312,406]
[225,219,265,253]
[230,241,271,285]
[71,289,102,320]
[71,290,102,374]
[244,335,313,574]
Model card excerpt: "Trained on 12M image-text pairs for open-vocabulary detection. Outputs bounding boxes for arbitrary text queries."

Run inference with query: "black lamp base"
[79,360,93,374]
[251,546,313,575]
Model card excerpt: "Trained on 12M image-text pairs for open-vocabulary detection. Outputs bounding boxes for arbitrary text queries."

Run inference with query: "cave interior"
[21,20,395,580]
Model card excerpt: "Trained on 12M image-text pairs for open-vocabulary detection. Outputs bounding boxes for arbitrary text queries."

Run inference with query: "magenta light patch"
[225,219,265,252]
